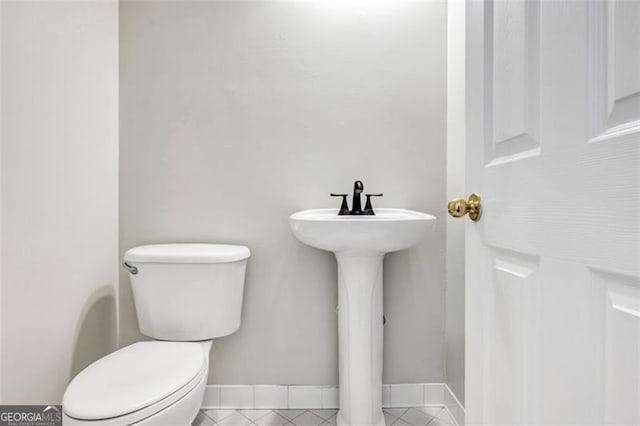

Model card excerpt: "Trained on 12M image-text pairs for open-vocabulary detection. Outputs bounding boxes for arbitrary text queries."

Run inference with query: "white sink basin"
[289,207,436,426]
[289,208,436,254]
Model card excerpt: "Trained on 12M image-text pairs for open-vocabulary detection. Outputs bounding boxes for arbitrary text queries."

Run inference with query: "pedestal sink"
[289,208,436,426]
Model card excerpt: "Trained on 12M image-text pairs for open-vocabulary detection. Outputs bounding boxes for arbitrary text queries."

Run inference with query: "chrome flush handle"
[122,261,138,275]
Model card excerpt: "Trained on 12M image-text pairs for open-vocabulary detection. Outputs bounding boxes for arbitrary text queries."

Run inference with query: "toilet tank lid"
[124,243,250,263]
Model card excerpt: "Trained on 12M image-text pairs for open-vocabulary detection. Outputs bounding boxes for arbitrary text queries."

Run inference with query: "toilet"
[62,243,250,425]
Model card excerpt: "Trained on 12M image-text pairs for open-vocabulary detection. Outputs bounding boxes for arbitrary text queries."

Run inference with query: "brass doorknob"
[448,193,482,222]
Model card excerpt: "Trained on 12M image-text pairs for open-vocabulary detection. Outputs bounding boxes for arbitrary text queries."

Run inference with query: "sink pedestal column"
[335,253,385,426]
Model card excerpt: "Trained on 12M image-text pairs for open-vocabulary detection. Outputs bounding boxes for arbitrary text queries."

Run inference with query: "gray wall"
[446,0,465,404]
[120,0,447,385]
[1,0,119,403]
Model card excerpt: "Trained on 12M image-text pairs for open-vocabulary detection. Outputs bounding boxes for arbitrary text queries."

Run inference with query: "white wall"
[446,0,466,404]
[120,0,448,385]
[0,0,3,403]
[0,0,119,403]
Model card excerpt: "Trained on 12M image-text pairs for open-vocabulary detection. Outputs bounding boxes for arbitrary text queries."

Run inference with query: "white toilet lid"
[63,341,206,420]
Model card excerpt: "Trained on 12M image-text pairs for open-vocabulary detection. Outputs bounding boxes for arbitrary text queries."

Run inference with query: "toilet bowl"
[62,244,250,425]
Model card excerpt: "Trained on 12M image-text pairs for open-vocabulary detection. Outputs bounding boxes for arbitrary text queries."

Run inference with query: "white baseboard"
[443,384,465,426]
[202,383,465,424]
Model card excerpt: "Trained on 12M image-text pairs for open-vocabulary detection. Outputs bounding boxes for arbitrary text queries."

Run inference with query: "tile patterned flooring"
[193,407,456,426]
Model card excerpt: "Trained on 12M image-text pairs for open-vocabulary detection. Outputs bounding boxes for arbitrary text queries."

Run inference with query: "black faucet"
[331,180,383,215]
[351,180,364,214]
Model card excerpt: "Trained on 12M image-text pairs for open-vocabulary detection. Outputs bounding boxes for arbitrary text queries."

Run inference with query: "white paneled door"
[464,0,640,424]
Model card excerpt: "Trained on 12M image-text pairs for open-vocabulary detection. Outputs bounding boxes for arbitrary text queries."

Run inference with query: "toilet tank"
[123,244,250,341]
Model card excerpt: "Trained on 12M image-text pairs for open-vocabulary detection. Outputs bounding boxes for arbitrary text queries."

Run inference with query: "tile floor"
[193,407,456,426]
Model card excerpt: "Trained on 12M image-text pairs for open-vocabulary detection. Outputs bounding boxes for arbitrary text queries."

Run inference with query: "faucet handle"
[330,193,350,216]
[364,193,383,215]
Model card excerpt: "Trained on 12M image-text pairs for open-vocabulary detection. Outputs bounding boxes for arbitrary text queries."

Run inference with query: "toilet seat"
[63,341,207,424]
